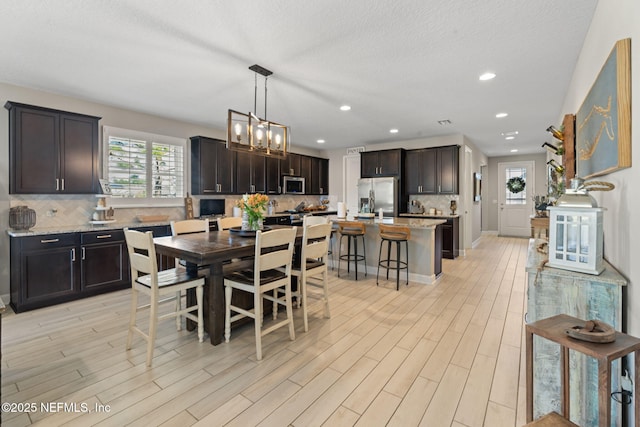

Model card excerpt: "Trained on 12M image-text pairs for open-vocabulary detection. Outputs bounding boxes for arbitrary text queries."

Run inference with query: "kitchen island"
[328,216,446,284]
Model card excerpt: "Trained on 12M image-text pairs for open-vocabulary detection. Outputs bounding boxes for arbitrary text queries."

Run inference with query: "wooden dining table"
[153,225,301,345]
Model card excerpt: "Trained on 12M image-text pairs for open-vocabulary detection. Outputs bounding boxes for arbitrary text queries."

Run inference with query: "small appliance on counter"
[408,200,424,214]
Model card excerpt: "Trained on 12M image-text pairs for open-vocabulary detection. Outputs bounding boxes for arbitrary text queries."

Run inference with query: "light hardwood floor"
[1,232,529,427]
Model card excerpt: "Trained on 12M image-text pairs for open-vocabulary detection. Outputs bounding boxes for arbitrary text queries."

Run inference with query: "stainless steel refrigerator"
[357,177,398,217]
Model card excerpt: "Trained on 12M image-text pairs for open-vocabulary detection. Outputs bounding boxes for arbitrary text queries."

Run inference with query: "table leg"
[185,263,198,331]
[598,359,611,427]
[526,328,533,422]
[561,345,570,419]
[208,261,224,345]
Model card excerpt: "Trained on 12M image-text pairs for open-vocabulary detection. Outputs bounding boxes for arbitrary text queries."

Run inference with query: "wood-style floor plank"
[1,232,530,426]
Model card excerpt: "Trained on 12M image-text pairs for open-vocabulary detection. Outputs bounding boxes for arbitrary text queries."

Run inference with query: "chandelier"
[226,64,288,158]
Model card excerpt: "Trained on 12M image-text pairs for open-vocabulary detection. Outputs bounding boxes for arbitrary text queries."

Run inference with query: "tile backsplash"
[408,194,460,215]
[8,194,334,229]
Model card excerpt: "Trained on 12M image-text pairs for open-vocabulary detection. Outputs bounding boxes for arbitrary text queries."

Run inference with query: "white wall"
[560,0,639,423]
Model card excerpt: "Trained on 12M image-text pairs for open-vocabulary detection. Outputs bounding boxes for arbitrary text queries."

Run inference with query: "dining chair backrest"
[301,222,332,262]
[217,216,243,230]
[124,228,158,283]
[170,219,209,236]
[254,227,298,277]
[303,215,328,227]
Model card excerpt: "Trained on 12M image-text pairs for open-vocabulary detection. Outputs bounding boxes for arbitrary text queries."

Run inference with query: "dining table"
[153,225,301,345]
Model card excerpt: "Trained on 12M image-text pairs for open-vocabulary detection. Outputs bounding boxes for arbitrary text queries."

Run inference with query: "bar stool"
[376,224,410,290]
[337,221,367,280]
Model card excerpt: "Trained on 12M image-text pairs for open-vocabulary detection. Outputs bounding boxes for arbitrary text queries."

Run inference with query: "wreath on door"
[506,176,526,194]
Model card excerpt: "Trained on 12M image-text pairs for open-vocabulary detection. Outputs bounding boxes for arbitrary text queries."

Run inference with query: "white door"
[343,155,361,218]
[498,161,534,237]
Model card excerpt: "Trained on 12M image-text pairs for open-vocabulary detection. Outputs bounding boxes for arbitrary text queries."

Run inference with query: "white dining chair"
[217,216,243,230]
[223,227,297,360]
[123,228,205,367]
[170,218,210,236]
[283,217,332,332]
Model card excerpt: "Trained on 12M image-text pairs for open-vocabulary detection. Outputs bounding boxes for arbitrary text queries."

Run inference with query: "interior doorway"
[343,154,361,217]
[498,160,534,237]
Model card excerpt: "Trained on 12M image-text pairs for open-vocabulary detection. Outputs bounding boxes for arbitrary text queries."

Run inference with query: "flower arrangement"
[238,193,269,230]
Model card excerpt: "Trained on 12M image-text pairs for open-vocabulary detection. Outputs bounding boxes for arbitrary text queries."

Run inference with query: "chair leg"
[386,240,391,280]
[175,290,182,331]
[224,285,232,343]
[196,285,204,342]
[126,288,138,350]
[273,289,278,320]
[405,240,409,286]
[301,272,309,332]
[322,268,330,319]
[347,236,352,274]
[396,240,401,291]
[337,235,343,277]
[285,281,296,341]
[362,235,367,277]
[146,294,158,367]
[376,239,384,286]
[353,236,358,279]
[255,289,263,361]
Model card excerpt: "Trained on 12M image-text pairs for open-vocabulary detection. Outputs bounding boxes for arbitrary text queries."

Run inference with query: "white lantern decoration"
[547,178,604,275]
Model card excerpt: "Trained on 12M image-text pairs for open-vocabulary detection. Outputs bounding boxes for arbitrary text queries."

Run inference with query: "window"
[505,166,527,205]
[103,126,186,207]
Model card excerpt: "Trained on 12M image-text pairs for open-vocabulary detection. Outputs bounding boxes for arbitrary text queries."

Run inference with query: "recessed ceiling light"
[501,131,519,136]
[316,139,325,144]
[510,149,519,153]
[340,105,351,111]
[389,129,399,134]
[505,136,515,140]
[495,112,508,118]
[479,72,496,81]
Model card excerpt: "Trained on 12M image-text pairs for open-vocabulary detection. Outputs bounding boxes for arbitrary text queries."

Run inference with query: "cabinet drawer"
[20,233,78,251]
[81,230,124,245]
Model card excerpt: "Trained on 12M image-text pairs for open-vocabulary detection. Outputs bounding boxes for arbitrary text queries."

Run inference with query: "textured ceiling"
[0,0,597,156]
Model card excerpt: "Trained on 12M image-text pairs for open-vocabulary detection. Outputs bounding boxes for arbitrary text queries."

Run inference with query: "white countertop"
[7,221,171,237]
[328,215,446,229]
[399,213,460,219]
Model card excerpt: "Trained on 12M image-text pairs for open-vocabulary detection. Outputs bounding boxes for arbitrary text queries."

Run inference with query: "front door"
[498,161,534,237]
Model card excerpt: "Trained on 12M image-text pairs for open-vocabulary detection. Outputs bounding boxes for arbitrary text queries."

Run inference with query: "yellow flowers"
[239,193,269,230]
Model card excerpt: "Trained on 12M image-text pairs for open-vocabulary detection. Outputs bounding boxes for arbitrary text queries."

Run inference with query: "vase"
[233,206,241,217]
[249,215,263,231]
[9,206,36,230]
[241,210,250,231]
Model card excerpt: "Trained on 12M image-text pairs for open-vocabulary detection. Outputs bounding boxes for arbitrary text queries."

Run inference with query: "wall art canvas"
[576,38,631,179]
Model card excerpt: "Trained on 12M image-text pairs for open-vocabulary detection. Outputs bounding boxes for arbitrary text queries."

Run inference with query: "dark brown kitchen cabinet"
[310,157,329,195]
[5,101,100,194]
[440,217,459,259]
[10,225,173,313]
[300,155,312,186]
[235,151,266,194]
[281,153,302,176]
[10,233,80,312]
[190,136,234,194]
[360,149,404,178]
[406,145,459,194]
[80,230,128,293]
[265,156,281,194]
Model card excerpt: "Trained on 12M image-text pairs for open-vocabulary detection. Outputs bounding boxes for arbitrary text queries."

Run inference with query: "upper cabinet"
[265,156,281,194]
[310,157,329,195]
[235,150,266,194]
[190,136,234,194]
[6,101,100,194]
[361,149,404,178]
[280,152,302,176]
[405,145,459,194]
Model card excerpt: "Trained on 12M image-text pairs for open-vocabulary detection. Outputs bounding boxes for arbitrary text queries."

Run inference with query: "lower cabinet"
[10,225,172,312]
[440,217,459,259]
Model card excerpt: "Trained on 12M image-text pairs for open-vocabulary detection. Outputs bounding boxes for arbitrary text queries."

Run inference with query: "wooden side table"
[530,215,549,238]
[526,314,640,426]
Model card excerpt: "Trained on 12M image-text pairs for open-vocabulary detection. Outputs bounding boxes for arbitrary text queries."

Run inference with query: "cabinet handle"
[379,166,382,174]
[81,247,86,260]
[71,248,76,262]
[320,187,323,194]
[56,179,59,191]
[203,189,216,193]
[438,185,441,193]
[278,186,281,193]
[40,238,60,243]
[96,234,112,239]
[251,185,255,193]
[61,179,65,191]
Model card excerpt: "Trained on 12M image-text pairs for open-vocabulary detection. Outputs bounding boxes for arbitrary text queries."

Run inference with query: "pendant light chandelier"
[226,64,288,158]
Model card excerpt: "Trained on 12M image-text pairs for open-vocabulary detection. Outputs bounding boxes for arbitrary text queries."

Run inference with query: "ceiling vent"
[438,119,452,125]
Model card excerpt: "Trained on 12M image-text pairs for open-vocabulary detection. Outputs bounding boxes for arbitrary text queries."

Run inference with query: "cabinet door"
[378,150,400,176]
[191,137,217,194]
[360,152,379,178]
[300,156,312,189]
[405,150,422,194]
[441,221,454,259]
[215,141,234,193]
[438,146,459,194]
[81,231,127,292]
[10,107,59,193]
[281,153,301,176]
[235,151,253,193]
[251,154,266,193]
[318,158,329,195]
[265,156,281,194]
[421,149,438,194]
[59,114,99,193]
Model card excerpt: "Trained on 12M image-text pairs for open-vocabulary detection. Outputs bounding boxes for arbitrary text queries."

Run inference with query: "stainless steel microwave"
[283,176,305,194]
